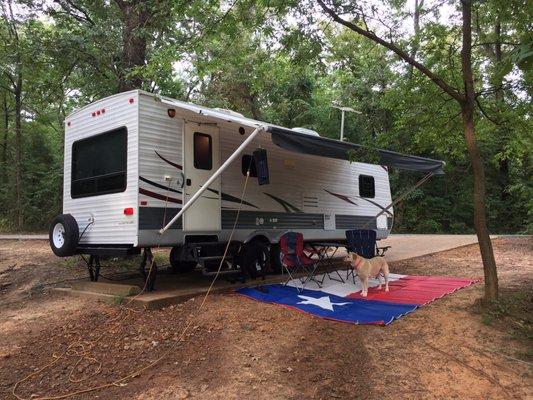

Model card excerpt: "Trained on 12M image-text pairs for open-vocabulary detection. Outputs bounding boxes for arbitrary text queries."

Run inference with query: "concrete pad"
[71,281,141,296]
[50,287,120,304]
[128,272,306,309]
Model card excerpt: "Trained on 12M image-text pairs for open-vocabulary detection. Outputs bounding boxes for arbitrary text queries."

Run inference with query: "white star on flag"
[297,295,350,311]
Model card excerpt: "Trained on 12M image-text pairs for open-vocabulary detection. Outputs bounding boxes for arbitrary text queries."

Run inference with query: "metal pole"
[159,125,266,234]
[340,110,345,141]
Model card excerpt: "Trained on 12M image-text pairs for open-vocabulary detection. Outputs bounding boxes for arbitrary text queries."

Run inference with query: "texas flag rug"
[236,272,478,325]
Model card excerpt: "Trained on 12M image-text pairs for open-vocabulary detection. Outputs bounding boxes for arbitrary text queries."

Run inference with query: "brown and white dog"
[344,252,390,297]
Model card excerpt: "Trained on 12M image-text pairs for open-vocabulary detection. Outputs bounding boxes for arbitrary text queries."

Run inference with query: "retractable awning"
[269,127,445,175]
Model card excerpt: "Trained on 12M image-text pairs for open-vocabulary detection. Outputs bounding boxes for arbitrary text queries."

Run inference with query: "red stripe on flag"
[346,275,479,305]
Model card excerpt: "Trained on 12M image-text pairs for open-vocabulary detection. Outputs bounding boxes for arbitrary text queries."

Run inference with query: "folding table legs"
[313,246,345,285]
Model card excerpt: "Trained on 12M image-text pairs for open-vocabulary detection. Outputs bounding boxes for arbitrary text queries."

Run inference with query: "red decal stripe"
[139,188,182,204]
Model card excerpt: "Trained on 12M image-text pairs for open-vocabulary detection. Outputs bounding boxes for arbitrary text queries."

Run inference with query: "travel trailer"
[49,90,444,286]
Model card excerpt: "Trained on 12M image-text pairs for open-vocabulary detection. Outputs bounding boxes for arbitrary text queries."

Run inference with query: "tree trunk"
[317,0,500,300]
[460,0,498,300]
[408,0,423,79]
[116,1,148,92]
[2,93,8,180]
[14,74,23,229]
[247,93,262,120]
[492,18,509,201]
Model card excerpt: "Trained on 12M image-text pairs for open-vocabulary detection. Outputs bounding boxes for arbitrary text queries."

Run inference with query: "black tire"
[169,245,197,273]
[241,240,270,279]
[269,243,282,273]
[49,214,79,257]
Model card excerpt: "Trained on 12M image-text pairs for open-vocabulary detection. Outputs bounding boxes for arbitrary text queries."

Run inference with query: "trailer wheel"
[241,240,270,279]
[49,214,79,257]
[169,245,197,273]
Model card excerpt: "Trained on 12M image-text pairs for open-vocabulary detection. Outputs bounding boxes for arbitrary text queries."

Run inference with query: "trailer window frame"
[193,132,213,170]
[71,126,128,199]
[358,174,375,198]
[241,154,258,177]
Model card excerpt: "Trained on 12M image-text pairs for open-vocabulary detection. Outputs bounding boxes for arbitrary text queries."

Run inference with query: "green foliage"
[0,0,530,234]
[479,288,533,350]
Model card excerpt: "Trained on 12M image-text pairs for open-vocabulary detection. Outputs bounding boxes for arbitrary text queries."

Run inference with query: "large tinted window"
[71,127,127,198]
[194,132,212,170]
[359,174,375,198]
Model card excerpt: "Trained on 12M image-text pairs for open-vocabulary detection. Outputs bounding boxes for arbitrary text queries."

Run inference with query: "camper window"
[241,155,257,177]
[193,132,212,170]
[359,175,375,198]
[71,127,127,198]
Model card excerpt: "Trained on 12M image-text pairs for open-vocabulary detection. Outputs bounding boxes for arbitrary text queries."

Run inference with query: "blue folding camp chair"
[345,229,390,283]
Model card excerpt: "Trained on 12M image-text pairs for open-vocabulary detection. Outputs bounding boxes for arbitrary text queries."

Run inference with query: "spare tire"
[49,214,79,257]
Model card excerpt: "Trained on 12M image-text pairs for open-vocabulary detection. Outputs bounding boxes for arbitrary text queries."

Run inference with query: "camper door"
[183,123,221,232]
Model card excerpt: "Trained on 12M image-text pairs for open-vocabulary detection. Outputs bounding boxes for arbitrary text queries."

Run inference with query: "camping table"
[306,242,347,284]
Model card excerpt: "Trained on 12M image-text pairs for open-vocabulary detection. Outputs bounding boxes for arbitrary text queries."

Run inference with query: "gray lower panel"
[221,210,324,230]
[139,207,388,237]
[139,207,182,230]
[335,214,377,230]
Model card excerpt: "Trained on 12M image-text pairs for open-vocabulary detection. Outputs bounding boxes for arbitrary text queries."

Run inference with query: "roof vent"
[213,108,245,118]
[292,127,320,137]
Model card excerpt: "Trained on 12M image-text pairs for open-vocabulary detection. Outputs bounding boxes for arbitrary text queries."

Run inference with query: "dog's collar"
[353,256,363,270]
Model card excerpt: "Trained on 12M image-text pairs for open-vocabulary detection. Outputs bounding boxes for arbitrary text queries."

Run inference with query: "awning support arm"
[159,125,266,235]
[361,171,435,230]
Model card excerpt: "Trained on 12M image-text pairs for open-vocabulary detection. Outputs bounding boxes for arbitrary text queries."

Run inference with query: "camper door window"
[358,175,375,198]
[71,127,127,198]
[193,132,212,170]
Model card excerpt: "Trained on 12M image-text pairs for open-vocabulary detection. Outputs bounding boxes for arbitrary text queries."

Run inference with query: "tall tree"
[315,0,500,300]
[1,1,24,229]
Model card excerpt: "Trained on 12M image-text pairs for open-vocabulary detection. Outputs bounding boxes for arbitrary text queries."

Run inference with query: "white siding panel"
[63,91,139,245]
[219,125,393,220]
[137,93,184,246]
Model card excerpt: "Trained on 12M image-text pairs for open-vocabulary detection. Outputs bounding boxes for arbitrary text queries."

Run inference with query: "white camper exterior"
[60,90,393,255]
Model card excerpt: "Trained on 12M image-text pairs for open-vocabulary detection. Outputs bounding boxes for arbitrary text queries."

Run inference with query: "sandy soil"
[0,237,531,400]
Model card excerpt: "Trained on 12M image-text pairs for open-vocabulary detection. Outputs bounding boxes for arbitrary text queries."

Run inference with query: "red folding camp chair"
[279,232,321,292]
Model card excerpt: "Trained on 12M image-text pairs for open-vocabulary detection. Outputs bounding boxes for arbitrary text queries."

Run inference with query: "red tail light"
[124,207,134,216]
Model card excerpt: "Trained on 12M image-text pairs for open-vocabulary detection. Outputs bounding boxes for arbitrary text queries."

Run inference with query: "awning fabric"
[269,127,445,175]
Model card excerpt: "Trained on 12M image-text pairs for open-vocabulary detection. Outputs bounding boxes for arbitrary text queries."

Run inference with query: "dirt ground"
[0,237,531,400]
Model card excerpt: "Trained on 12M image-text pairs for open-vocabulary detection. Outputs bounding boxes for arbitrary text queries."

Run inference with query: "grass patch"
[112,294,125,306]
[475,287,533,361]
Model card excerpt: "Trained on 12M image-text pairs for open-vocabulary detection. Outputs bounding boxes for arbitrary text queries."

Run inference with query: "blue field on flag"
[237,284,418,325]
